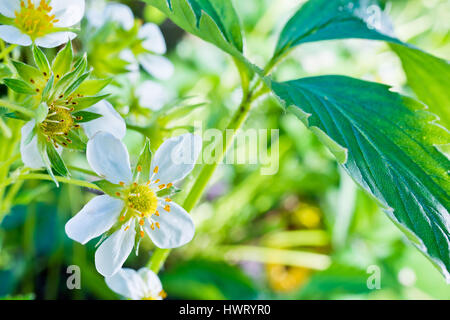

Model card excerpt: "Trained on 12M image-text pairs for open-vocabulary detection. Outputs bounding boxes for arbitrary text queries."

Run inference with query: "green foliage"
[270,75,450,280]
[160,260,258,299]
[133,139,153,183]
[274,0,402,58]
[391,44,450,128]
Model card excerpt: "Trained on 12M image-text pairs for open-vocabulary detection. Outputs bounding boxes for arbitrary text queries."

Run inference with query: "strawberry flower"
[0,0,85,48]
[65,131,202,276]
[105,268,166,300]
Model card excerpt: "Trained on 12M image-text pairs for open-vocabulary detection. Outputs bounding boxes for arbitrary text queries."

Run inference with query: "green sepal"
[71,94,110,110]
[11,60,46,88]
[93,179,124,199]
[46,142,69,177]
[35,102,48,123]
[52,41,73,80]
[65,130,86,151]
[3,78,37,95]
[72,111,102,123]
[64,72,91,97]
[32,45,51,76]
[133,138,152,183]
[37,134,58,186]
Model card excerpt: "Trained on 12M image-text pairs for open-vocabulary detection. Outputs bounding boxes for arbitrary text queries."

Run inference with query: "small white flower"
[65,131,202,276]
[135,80,171,111]
[86,0,134,31]
[0,0,85,48]
[105,268,166,300]
[20,100,125,169]
[120,23,174,80]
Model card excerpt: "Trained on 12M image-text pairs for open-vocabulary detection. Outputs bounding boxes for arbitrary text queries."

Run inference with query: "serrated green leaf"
[146,0,258,74]
[72,111,102,123]
[134,139,152,183]
[93,180,122,198]
[3,78,37,95]
[32,45,51,76]
[52,41,73,80]
[46,142,68,177]
[274,0,402,58]
[390,44,450,129]
[270,75,450,281]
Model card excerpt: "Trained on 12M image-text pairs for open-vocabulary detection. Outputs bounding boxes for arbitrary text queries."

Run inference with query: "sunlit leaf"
[270,75,450,280]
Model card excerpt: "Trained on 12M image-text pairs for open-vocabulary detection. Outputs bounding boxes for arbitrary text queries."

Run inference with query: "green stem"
[0,99,35,118]
[0,173,101,190]
[0,44,17,60]
[147,80,264,273]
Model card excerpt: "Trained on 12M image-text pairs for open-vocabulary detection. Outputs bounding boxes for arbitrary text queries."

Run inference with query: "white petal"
[138,268,163,297]
[0,25,32,46]
[150,133,202,185]
[81,100,126,139]
[105,3,134,31]
[65,195,124,245]
[145,201,195,249]
[0,0,20,18]
[135,80,170,111]
[51,0,85,27]
[95,219,136,277]
[87,131,132,185]
[139,23,166,54]
[35,31,76,48]
[105,268,146,300]
[138,54,174,80]
[20,120,44,169]
[119,49,139,72]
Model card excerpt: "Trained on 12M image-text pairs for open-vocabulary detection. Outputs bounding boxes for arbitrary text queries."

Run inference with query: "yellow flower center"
[127,184,158,217]
[40,105,76,147]
[14,0,59,39]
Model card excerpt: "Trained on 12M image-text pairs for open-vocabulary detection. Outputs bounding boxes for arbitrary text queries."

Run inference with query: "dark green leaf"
[390,44,450,128]
[270,75,450,280]
[274,0,401,58]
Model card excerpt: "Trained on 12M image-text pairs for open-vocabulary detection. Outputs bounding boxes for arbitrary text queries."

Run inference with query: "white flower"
[65,131,202,276]
[135,80,171,111]
[86,0,134,31]
[120,23,174,80]
[20,100,125,169]
[105,268,166,300]
[0,0,85,48]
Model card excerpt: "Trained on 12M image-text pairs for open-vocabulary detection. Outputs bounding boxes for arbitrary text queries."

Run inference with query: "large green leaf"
[391,44,450,129]
[269,75,450,281]
[274,0,401,57]
[145,0,257,73]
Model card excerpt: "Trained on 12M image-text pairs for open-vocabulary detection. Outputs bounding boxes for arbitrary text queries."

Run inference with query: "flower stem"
[147,80,265,273]
[0,99,35,118]
[0,173,101,191]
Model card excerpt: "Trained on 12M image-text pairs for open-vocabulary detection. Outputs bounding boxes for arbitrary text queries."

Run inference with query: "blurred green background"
[0,0,449,300]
